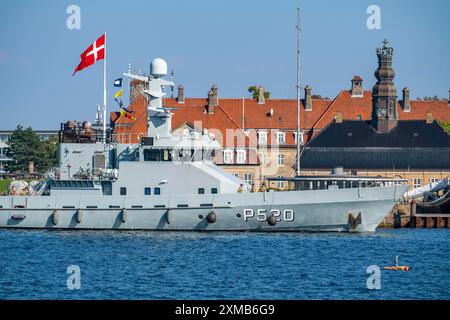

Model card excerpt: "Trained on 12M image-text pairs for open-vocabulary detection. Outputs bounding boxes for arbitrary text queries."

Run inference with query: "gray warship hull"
[0,185,407,232]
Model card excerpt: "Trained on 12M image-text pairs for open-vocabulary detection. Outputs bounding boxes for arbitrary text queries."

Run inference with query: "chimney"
[426,112,433,124]
[207,84,218,114]
[257,85,265,104]
[351,76,363,97]
[177,84,185,104]
[335,111,343,123]
[402,87,410,112]
[304,85,312,111]
[28,161,34,175]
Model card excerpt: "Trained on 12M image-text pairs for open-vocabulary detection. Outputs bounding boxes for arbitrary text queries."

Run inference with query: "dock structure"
[391,202,450,228]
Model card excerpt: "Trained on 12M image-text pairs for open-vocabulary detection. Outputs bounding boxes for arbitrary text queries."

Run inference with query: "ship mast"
[295,8,301,176]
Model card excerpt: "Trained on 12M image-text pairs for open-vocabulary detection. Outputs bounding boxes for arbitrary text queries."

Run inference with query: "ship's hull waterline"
[0,186,407,232]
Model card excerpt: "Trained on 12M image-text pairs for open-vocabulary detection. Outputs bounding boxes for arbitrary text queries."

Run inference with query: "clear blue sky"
[0,0,449,129]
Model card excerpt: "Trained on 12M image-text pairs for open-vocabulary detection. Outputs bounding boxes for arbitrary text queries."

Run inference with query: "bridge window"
[154,187,161,195]
[120,187,127,195]
[144,149,161,161]
[144,187,151,195]
[198,188,205,194]
[211,188,218,194]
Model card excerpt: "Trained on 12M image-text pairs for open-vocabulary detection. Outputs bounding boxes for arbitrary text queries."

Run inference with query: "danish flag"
[72,33,105,76]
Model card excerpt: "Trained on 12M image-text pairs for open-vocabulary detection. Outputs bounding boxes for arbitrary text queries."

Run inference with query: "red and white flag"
[72,33,105,76]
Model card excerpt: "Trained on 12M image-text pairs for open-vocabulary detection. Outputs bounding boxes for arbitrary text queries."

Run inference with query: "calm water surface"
[0,228,448,299]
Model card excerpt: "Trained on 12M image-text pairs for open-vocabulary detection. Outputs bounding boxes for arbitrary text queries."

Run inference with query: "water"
[0,229,448,300]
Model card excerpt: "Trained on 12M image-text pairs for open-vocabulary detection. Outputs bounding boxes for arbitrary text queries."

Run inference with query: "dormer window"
[294,132,304,144]
[223,149,233,164]
[276,132,286,144]
[258,131,267,145]
[236,149,246,164]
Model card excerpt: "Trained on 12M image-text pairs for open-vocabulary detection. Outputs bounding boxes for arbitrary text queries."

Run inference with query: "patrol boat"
[0,59,408,232]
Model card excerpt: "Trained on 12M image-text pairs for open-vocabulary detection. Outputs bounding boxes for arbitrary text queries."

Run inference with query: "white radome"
[150,58,168,78]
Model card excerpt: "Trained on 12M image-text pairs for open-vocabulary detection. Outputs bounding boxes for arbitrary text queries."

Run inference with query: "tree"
[416,96,444,101]
[439,121,450,135]
[6,126,57,174]
[248,86,270,100]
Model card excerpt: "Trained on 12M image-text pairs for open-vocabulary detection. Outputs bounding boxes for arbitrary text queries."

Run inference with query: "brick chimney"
[351,76,363,97]
[401,87,410,112]
[177,84,185,104]
[426,112,433,124]
[304,85,312,111]
[257,85,265,104]
[207,84,219,114]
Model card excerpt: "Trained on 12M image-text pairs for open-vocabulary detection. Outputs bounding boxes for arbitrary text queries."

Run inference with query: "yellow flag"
[114,88,123,99]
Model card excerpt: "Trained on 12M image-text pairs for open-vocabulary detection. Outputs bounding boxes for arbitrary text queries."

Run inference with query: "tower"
[372,39,398,132]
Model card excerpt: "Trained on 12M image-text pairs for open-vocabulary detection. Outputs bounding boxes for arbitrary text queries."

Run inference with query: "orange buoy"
[384,256,410,271]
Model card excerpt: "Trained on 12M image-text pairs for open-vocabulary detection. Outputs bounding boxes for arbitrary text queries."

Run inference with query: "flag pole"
[103,31,107,144]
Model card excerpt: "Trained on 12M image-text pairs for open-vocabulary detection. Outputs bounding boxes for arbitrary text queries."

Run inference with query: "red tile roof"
[111,90,450,146]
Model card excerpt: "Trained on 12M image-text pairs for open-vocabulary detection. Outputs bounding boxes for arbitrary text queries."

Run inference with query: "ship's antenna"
[128,63,131,103]
[170,70,174,98]
[295,7,302,177]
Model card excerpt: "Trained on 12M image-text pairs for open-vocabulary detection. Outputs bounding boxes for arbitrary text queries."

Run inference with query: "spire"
[372,39,398,132]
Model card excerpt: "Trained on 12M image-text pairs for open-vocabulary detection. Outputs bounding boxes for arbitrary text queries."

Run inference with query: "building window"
[277,154,285,166]
[277,176,284,189]
[236,149,246,164]
[198,188,205,194]
[223,149,233,164]
[276,132,286,144]
[258,131,267,145]
[144,187,151,195]
[357,115,362,120]
[232,173,239,178]
[154,187,161,195]
[244,173,253,190]
[413,178,422,189]
[259,153,266,165]
[294,132,304,144]
[211,188,218,194]
[430,178,440,184]
[120,187,127,195]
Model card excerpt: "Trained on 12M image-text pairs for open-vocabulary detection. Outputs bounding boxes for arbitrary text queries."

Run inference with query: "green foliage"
[6,125,57,174]
[439,121,450,135]
[0,179,11,195]
[416,96,446,101]
[248,86,270,100]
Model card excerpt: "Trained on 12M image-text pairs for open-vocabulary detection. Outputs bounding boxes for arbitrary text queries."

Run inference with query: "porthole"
[236,213,242,218]
[198,214,204,219]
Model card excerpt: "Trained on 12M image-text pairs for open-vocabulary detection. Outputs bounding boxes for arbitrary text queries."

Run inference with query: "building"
[300,40,450,188]
[110,40,450,189]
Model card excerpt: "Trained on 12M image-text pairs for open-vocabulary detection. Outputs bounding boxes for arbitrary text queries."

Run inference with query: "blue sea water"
[0,228,448,300]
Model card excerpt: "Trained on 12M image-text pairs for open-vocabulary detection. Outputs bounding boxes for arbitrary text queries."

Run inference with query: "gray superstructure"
[0,59,408,232]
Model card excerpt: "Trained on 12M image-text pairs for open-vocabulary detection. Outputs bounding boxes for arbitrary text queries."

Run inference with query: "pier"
[385,203,450,228]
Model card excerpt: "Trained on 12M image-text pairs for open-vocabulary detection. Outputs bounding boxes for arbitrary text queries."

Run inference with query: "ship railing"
[266,176,409,192]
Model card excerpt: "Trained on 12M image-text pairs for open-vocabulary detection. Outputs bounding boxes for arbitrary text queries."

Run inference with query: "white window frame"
[223,149,233,164]
[294,132,304,144]
[413,178,422,189]
[277,176,284,189]
[276,131,286,144]
[258,130,267,145]
[430,178,440,184]
[236,149,246,164]
[277,154,285,166]
[244,173,253,189]
[259,153,266,165]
